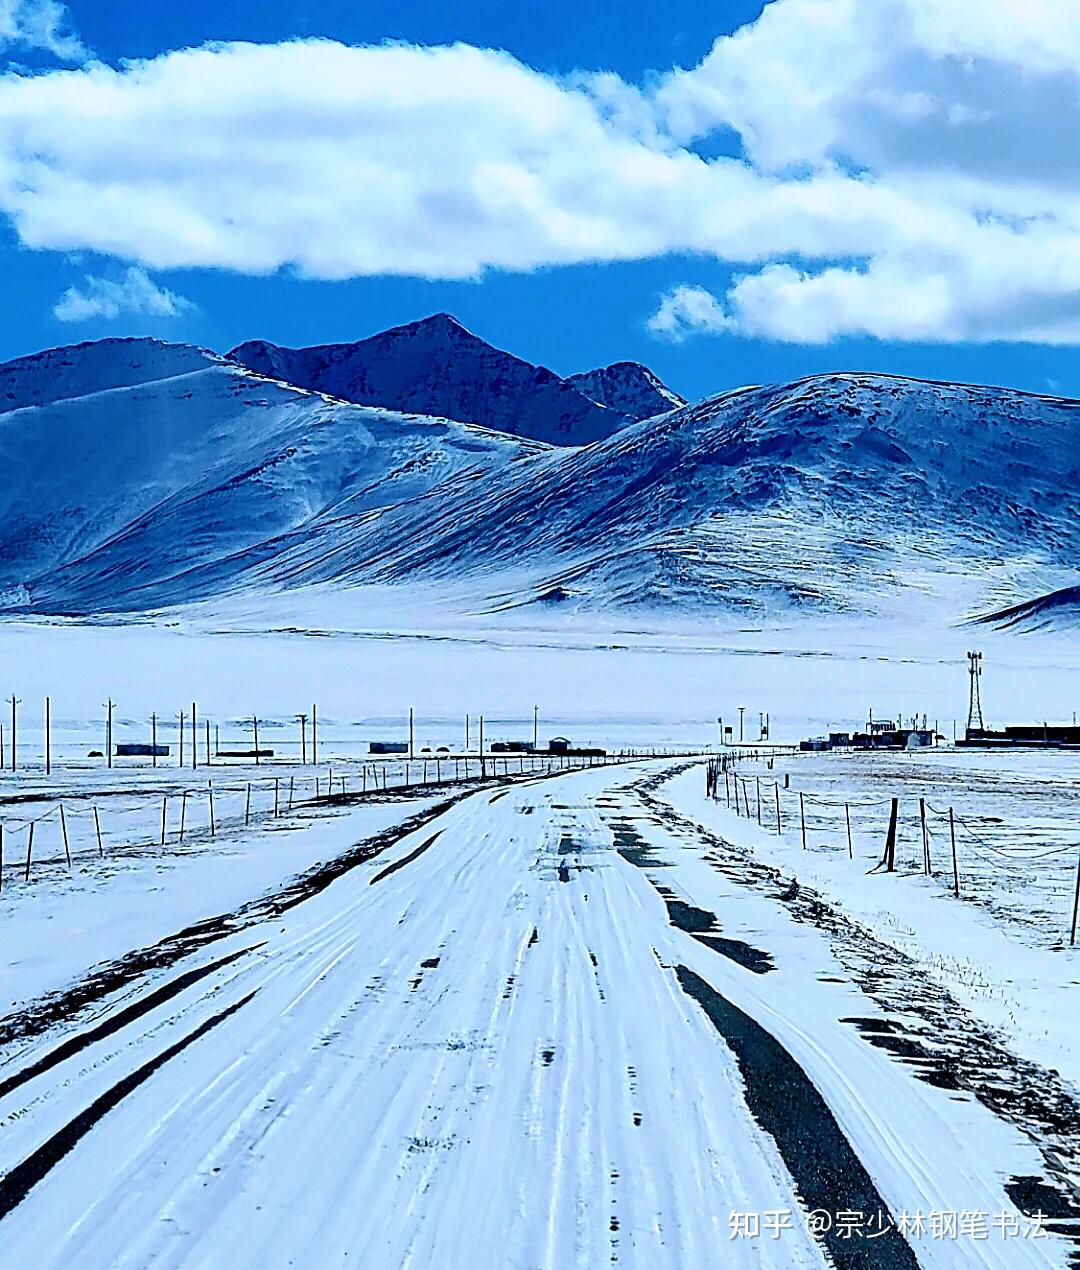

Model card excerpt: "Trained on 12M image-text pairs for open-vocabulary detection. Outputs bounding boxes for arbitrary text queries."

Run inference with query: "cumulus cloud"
[0,0,84,60]
[53,266,194,322]
[648,285,733,341]
[0,1,1075,344]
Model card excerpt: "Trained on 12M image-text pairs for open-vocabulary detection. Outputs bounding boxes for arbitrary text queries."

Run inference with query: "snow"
[0,338,535,612]
[658,757,1080,1089]
[229,313,637,445]
[0,759,1070,1266]
[0,330,1077,1264]
[566,360,687,420]
[982,583,1080,632]
[3,339,1075,620]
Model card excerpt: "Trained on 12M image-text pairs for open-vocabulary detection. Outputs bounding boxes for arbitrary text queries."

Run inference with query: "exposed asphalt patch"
[0,990,256,1220]
[1006,1176,1080,1246]
[676,965,918,1269]
[609,817,667,869]
[842,1017,961,1093]
[610,812,775,975]
[664,897,775,975]
[369,831,443,885]
[0,945,256,1104]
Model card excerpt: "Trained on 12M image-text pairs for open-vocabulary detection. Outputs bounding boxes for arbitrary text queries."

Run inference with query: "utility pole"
[253,716,260,766]
[178,710,185,767]
[465,714,469,753]
[479,715,485,777]
[533,705,539,751]
[738,706,746,744]
[409,707,414,760]
[312,704,318,765]
[105,698,114,768]
[205,718,211,766]
[7,695,18,771]
[191,702,198,770]
[297,713,308,764]
[151,712,158,767]
[966,651,984,733]
[44,696,51,776]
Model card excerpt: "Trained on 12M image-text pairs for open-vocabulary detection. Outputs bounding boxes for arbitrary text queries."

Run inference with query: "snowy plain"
[0,592,1077,1266]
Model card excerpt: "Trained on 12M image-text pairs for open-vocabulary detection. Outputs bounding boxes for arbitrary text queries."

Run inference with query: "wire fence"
[0,748,698,893]
[705,753,1080,948]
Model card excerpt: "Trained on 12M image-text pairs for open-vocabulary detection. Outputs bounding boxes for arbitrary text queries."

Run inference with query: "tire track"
[0,991,257,1219]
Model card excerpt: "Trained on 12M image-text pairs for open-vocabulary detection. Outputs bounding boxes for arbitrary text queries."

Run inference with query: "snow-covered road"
[0,761,1072,1267]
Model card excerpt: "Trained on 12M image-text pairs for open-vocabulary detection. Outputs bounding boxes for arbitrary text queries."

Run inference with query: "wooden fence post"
[919,798,930,875]
[884,797,899,872]
[24,822,34,881]
[775,784,782,833]
[60,804,71,867]
[180,790,188,842]
[845,803,853,860]
[1070,840,1080,946]
[160,796,167,846]
[799,792,807,850]
[0,823,3,890]
[949,807,959,897]
[94,806,103,857]
[208,783,216,836]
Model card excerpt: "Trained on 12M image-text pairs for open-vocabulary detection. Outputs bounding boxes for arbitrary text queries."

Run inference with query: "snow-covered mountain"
[226,371,1078,620]
[567,361,686,421]
[0,337,1076,623]
[0,337,536,611]
[979,584,1080,632]
[229,313,640,446]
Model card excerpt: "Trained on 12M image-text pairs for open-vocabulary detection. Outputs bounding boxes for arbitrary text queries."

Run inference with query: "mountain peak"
[568,360,686,421]
[414,311,468,333]
[229,318,638,445]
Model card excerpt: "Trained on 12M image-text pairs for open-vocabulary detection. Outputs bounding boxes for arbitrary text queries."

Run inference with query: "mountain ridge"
[228,313,670,446]
[0,334,1074,622]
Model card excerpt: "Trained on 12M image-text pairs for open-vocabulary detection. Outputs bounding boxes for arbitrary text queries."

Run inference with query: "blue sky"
[1,0,1078,401]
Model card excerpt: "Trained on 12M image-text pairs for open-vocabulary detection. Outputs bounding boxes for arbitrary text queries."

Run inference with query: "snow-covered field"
[710,746,1080,943]
[0,752,1075,1267]
[0,599,1077,1267]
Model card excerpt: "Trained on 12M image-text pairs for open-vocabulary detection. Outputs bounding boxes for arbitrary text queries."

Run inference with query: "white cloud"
[53,266,194,322]
[0,3,1073,344]
[648,285,734,341]
[0,0,84,61]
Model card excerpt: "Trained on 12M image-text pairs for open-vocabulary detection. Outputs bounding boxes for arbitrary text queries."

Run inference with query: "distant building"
[369,741,408,754]
[548,737,571,754]
[115,742,170,757]
[491,740,535,753]
[799,723,936,752]
[959,723,1080,748]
